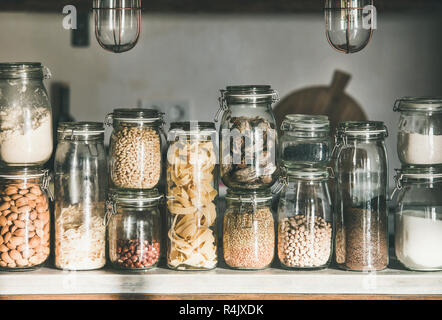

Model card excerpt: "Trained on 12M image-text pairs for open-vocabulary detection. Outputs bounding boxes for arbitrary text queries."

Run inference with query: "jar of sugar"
[394,97,442,166]
[393,166,442,271]
[0,63,53,167]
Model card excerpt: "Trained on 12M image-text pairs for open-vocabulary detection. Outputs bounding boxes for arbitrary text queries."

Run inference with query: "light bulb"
[325,0,375,54]
[93,0,141,53]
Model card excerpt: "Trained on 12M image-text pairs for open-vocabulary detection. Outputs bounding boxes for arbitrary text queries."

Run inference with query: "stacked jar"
[217,85,279,270]
[0,63,53,271]
[105,108,164,271]
[393,97,442,271]
[277,115,333,269]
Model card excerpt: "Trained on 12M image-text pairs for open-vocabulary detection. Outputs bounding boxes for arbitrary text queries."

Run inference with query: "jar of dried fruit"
[106,189,163,271]
[106,108,164,190]
[223,189,275,270]
[277,168,332,270]
[0,168,51,271]
[54,122,107,271]
[166,122,218,270]
[216,85,279,190]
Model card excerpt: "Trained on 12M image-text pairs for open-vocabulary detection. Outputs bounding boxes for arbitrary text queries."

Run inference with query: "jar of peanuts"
[106,108,164,190]
[0,168,51,271]
[277,168,332,270]
[106,189,163,271]
[223,189,275,270]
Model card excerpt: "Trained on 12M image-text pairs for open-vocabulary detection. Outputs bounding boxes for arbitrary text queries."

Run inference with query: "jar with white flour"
[0,63,53,167]
[393,166,442,271]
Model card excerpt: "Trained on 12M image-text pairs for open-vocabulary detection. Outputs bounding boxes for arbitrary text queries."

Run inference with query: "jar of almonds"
[0,168,51,271]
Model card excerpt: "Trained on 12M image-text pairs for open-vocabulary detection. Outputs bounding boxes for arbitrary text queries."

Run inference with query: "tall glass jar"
[277,168,332,270]
[106,108,164,190]
[394,97,442,166]
[393,166,442,271]
[0,168,51,271]
[107,189,162,271]
[217,85,279,190]
[0,63,53,167]
[54,122,107,271]
[166,122,218,270]
[223,189,275,270]
[334,121,389,271]
[280,114,331,168]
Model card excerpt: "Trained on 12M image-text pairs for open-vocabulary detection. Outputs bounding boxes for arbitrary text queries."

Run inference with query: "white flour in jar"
[0,106,53,164]
[395,210,442,270]
[399,132,442,164]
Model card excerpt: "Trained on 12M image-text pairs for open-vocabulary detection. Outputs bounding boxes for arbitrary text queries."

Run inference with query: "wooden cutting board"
[273,70,367,135]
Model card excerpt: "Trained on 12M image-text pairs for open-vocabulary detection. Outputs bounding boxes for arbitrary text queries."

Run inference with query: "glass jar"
[0,63,53,167]
[54,122,107,271]
[0,168,51,271]
[394,97,442,166]
[106,108,164,190]
[277,168,332,270]
[280,114,331,168]
[166,122,218,270]
[107,189,162,271]
[393,166,442,271]
[223,189,275,270]
[217,85,279,190]
[334,121,389,271]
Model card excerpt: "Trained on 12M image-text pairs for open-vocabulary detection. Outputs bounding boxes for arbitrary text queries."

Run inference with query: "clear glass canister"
[217,85,279,190]
[393,166,442,271]
[0,63,53,166]
[107,189,162,271]
[277,168,332,270]
[394,97,442,166]
[280,114,331,168]
[334,121,389,271]
[166,122,218,270]
[0,168,51,270]
[106,108,164,190]
[54,122,107,270]
[223,189,275,270]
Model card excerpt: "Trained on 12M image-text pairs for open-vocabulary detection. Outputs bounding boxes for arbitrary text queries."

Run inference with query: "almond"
[4,187,18,195]
[29,235,40,248]
[9,236,24,247]
[0,244,8,252]
[1,252,14,264]
[0,202,10,211]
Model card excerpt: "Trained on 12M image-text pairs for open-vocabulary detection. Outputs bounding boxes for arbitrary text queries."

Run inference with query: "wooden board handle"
[329,70,351,96]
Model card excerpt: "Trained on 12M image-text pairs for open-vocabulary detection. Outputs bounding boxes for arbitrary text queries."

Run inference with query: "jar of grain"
[334,121,389,271]
[394,97,442,166]
[106,189,163,271]
[223,189,275,270]
[217,85,279,190]
[277,168,332,270]
[0,168,51,270]
[166,122,218,270]
[54,122,107,271]
[106,108,164,190]
[0,63,53,167]
[393,166,442,271]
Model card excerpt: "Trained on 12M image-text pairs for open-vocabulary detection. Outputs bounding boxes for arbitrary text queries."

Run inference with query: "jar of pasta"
[106,189,163,271]
[223,189,275,270]
[166,122,218,270]
[0,168,51,271]
[106,108,164,190]
[54,122,107,270]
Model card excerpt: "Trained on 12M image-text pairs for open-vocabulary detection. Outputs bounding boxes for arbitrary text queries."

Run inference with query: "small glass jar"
[223,189,275,270]
[217,85,279,190]
[106,108,164,190]
[334,121,389,271]
[393,166,442,271]
[0,168,51,271]
[166,122,218,270]
[54,122,107,271]
[277,168,332,270]
[107,189,162,271]
[0,63,53,167]
[394,97,442,166]
[280,114,331,168]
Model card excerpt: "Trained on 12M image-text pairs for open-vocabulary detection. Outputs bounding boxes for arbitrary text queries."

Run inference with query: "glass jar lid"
[58,122,105,136]
[281,114,330,132]
[111,188,163,204]
[169,121,216,131]
[226,189,273,202]
[106,108,164,124]
[0,62,50,80]
[337,121,388,138]
[0,167,49,180]
[93,0,142,9]
[395,166,442,184]
[286,167,329,181]
[394,97,442,113]
[220,85,279,105]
